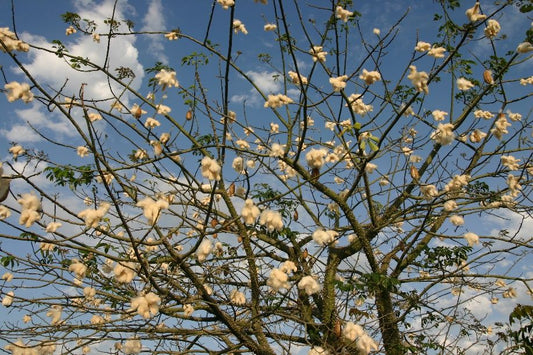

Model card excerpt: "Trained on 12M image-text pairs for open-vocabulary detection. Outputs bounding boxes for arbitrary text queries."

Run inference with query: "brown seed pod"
[483,69,494,85]
[334,319,342,337]
[311,168,320,179]
[470,129,484,143]
[0,178,10,202]
[132,106,143,119]
[410,165,420,181]
[185,110,193,120]
[212,233,218,239]
[211,219,218,228]
[228,182,235,197]
[237,235,243,243]
[302,248,309,260]
[293,210,299,221]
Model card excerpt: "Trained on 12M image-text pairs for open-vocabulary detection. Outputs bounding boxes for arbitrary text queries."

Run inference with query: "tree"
[0,0,532,354]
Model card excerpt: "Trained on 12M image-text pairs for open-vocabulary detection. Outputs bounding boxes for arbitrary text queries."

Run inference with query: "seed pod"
[228,182,235,197]
[186,110,193,120]
[133,106,143,119]
[311,168,320,179]
[237,235,243,243]
[470,129,484,143]
[210,219,218,228]
[483,69,494,85]
[410,165,420,181]
[399,241,406,251]
[302,248,309,260]
[293,210,299,221]
[212,233,218,239]
[334,320,342,337]
[0,177,10,202]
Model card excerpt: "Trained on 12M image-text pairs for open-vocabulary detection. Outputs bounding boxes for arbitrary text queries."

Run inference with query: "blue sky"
[1,1,532,354]
[1,0,530,148]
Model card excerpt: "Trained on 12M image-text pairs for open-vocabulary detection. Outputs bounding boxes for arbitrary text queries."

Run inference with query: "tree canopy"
[0,0,532,354]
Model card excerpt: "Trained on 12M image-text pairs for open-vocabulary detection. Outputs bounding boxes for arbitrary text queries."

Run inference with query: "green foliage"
[122,185,137,201]
[335,279,354,292]
[146,62,175,90]
[125,19,135,32]
[448,52,478,77]
[44,164,94,188]
[419,245,472,270]
[129,149,147,163]
[38,248,56,265]
[465,181,489,195]
[465,180,501,204]
[115,66,135,80]
[69,56,90,70]
[436,0,461,10]
[1,255,18,268]
[22,232,37,241]
[509,304,533,354]
[258,53,272,64]
[61,12,81,26]
[422,312,443,328]
[103,18,121,32]
[526,26,533,43]
[51,40,68,58]
[409,330,444,352]
[360,272,400,293]
[517,0,533,13]
[486,55,509,77]
[252,183,279,202]
[145,62,174,75]
[437,19,460,39]
[358,133,379,152]
[192,135,216,155]
[390,85,422,105]
[252,183,298,214]
[276,33,296,53]
[204,39,219,50]
[61,12,97,33]
[181,52,209,66]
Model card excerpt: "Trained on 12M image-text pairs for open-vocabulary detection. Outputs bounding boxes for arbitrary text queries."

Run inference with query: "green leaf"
[1,255,18,267]
[368,140,379,152]
[123,185,137,201]
[520,4,533,13]
[61,12,81,25]
[44,164,94,188]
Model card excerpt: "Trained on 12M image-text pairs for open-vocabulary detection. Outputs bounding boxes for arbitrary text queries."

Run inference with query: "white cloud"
[1,102,80,143]
[488,209,533,242]
[141,0,168,63]
[231,70,283,105]
[18,0,144,104]
[2,0,145,144]
[295,59,309,71]
[0,159,52,205]
[287,88,301,98]
[230,93,259,105]
[1,124,41,143]
[463,291,493,319]
[19,104,74,135]
[246,70,282,93]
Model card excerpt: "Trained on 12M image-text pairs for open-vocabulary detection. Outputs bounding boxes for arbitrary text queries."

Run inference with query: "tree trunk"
[376,288,403,355]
